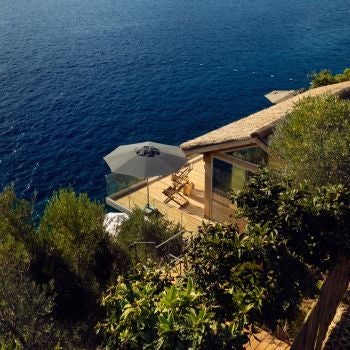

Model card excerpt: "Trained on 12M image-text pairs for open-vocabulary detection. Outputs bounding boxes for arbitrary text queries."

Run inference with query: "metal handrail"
[128,241,156,248]
[155,231,183,249]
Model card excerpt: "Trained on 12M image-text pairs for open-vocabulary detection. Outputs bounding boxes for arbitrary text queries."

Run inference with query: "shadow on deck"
[106,156,216,232]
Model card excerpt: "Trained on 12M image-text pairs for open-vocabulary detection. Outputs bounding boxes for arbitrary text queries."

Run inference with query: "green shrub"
[185,220,315,330]
[0,251,62,349]
[270,94,350,188]
[98,262,250,349]
[309,68,350,88]
[0,188,62,348]
[0,187,131,348]
[185,223,266,321]
[35,189,131,347]
[38,188,130,291]
[118,208,183,261]
[234,169,350,271]
[0,186,34,247]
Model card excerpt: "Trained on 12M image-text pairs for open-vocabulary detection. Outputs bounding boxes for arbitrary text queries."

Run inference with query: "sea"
[1,0,350,207]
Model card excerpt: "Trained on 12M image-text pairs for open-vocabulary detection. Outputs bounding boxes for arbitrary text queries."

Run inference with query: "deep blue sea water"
[1,0,350,205]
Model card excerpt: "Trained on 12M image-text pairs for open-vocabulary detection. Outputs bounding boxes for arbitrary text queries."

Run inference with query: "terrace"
[105,155,235,233]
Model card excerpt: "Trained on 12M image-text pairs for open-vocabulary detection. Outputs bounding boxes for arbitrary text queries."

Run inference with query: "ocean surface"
[1,0,350,206]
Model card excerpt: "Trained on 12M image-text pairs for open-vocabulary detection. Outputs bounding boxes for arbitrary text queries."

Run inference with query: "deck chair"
[162,163,193,207]
[162,183,189,207]
[171,163,193,186]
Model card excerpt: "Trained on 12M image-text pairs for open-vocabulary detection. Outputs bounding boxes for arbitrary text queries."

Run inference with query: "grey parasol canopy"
[103,141,188,207]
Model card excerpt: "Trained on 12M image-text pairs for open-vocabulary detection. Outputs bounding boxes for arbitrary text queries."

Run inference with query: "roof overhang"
[181,81,350,155]
[182,137,264,156]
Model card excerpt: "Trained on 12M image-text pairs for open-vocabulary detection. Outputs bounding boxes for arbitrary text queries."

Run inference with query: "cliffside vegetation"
[117,207,183,261]
[0,188,130,348]
[309,68,350,88]
[270,94,350,188]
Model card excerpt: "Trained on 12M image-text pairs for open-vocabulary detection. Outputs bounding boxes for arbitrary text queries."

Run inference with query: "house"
[106,80,350,231]
[180,80,350,223]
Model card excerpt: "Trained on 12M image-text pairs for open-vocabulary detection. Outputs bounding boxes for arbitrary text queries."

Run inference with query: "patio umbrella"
[103,141,188,208]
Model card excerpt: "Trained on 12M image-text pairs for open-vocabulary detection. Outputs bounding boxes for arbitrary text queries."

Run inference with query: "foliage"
[234,169,350,271]
[309,68,350,88]
[35,189,131,346]
[98,262,250,349]
[185,221,315,329]
[118,208,183,261]
[39,188,130,290]
[0,188,58,347]
[0,251,62,349]
[269,94,350,188]
[185,223,266,320]
[0,186,34,247]
[0,187,131,348]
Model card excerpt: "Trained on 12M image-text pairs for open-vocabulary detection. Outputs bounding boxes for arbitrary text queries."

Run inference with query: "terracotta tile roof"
[181,81,350,153]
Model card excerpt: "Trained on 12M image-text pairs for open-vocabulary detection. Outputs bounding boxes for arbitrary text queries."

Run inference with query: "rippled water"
[1,0,350,204]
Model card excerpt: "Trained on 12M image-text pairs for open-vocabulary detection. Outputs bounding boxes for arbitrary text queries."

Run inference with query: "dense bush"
[234,169,350,271]
[2,149,348,348]
[309,68,350,88]
[270,94,350,188]
[98,262,250,349]
[185,221,315,330]
[0,252,62,349]
[118,207,183,261]
[0,186,35,246]
[99,214,317,348]
[38,189,130,291]
[0,187,131,348]
[185,223,266,321]
[95,167,348,348]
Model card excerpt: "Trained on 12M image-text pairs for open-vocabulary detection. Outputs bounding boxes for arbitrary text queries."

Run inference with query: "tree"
[233,169,350,340]
[0,187,131,348]
[35,189,131,347]
[0,250,62,349]
[270,94,350,188]
[0,188,62,348]
[38,188,130,291]
[0,186,34,247]
[309,68,350,88]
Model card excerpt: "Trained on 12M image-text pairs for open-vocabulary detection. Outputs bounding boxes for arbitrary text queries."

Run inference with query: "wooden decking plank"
[246,331,270,350]
[246,339,261,350]
[108,156,223,232]
[245,330,290,350]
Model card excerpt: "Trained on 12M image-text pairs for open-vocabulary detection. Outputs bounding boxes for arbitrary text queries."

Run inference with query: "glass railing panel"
[122,191,203,233]
[105,173,142,197]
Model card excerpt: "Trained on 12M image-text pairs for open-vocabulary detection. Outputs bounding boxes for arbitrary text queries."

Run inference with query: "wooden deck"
[246,330,290,350]
[106,156,232,232]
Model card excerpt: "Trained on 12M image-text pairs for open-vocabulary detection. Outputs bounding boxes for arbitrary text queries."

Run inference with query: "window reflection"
[226,147,268,166]
[212,158,252,197]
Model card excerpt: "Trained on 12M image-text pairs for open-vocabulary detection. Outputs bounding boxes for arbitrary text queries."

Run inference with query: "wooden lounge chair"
[163,183,189,207]
[171,163,193,186]
[162,163,193,207]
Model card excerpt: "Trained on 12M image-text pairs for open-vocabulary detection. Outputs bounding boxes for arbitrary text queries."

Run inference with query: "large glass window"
[212,158,251,197]
[226,147,268,166]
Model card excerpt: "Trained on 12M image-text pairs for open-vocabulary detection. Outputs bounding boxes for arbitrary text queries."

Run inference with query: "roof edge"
[181,81,350,153]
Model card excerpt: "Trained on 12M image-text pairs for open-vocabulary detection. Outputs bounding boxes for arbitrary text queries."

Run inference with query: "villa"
[106,80,350,232]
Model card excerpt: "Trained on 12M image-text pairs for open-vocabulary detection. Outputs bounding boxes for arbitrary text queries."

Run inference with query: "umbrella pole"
[147,178,150,208]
